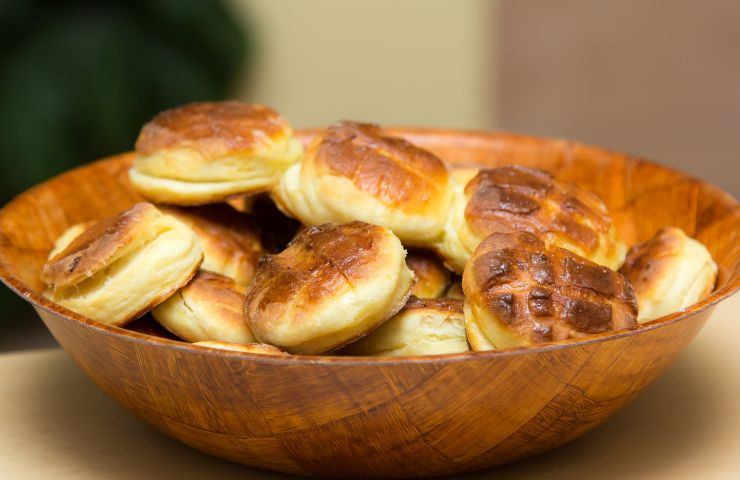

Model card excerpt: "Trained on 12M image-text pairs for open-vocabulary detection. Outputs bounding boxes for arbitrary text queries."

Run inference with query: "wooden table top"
[1,295,737,480]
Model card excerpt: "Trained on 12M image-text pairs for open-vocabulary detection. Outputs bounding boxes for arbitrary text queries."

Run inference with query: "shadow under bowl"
[0,128,737,478]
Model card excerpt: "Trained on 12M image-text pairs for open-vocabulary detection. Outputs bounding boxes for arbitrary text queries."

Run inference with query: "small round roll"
[130,101,302,205]
[41,203,202,326]
[343,297,468,357]
[619,227,717,323]
[273,121,453,245]
[440,165,626,272]
[194,341,287,355]
[159,204,263,285]
[245,221,414,354]
[463,231,637,350]
[406,250,451,299]
[152,271,254,343]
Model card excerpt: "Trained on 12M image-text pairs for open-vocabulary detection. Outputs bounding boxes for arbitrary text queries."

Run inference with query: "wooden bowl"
[0,129,737,478]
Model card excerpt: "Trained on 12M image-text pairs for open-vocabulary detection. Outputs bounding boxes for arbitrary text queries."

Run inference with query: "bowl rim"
[0,127,737,366]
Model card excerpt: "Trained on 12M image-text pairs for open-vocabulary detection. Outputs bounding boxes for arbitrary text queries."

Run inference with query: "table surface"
[1,295,737,480]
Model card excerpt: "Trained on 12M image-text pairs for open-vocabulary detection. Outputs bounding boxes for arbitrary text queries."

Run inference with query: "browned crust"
[619,227,688,291]
[310,121,449,210]
[406,250,451,298]
[135,101,291,160]
[41,203,160,288]
[245,222,390,330]
[403,296,464,314]
[464,232,637,344]
[180,270,246,324]
[153,270,247,340]
[464,166,612,254]
[160,204,264,283]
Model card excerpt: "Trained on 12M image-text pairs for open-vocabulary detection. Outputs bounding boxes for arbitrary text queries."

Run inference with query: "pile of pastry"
[40,101,718,356]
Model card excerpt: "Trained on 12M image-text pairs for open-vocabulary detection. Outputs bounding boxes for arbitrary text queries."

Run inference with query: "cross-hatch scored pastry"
[41,203,203,326]
[158,204,263,285]
[343,296,468,357]
[406,250,451,299]
[463,231,637,350]
[244,221,414,354]
[194,341,287,355]
[439,165,627,273]
[152,271,254,344]
[130,101,303,205]
[619,227,717,323]
[273,121,454,245]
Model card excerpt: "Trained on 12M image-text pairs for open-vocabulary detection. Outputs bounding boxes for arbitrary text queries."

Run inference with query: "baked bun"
[406,250,450,298]
[463,231,637,350]
[440,165,626,272]
[619,227,717,322]
[343,297,468,357]
[47,221,95,260]
[273,121,453,245]
[130,101,302,205]
[41,203,202,326]
[152,271,254,343]
[245,221,414,354]
[194,341,287,355]
[159,205,263,285]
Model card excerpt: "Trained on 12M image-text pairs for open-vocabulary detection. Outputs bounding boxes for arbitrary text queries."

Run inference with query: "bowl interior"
[0,128,737,348]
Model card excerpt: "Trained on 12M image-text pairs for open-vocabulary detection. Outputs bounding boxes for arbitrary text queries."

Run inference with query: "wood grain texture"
[0,129,737,478]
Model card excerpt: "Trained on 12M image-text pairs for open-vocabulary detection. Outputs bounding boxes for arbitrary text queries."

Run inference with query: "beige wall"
[498,0,740,197]
[228,0,495,129]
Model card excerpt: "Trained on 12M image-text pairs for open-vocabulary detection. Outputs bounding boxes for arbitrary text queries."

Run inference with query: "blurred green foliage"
[0,0,250,339]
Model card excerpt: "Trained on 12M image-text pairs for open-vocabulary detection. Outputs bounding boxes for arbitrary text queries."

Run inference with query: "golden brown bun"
[619,227,717,322]
[41,203,202,326]
[194,341,287,355]
[343,297,468,357]
[130,101,302,205]
[445,281,464,300]
[245,221,414,354]
[273,121,453,245]
[159,204,263,285]
[440,165,626,272]
[152,271,254,343]
[406,250,451,298]
[463,231,637,350]
[46,221,96,260]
